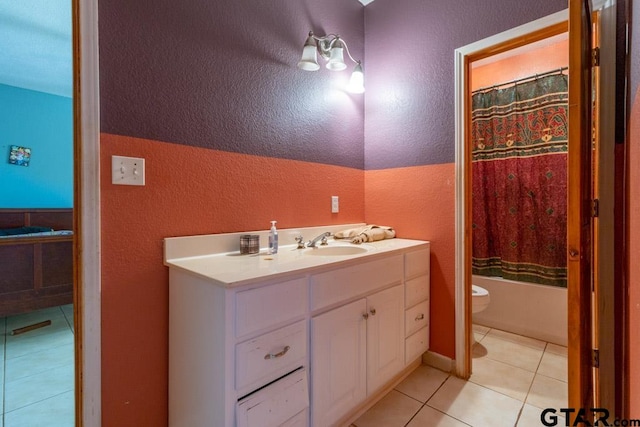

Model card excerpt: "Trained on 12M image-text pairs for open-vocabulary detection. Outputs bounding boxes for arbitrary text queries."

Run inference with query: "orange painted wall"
[100,133,365,425]
[365,164,456,358]
[629,87,640,417]
[363,39,571,361]
[471,39,569,91]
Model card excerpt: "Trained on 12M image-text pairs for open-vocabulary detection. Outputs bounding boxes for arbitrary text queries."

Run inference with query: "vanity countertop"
[164,225,429,288]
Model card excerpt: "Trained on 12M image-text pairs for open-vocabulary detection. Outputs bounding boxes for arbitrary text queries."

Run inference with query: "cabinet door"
[311,299,367,427]
[366,284,405,394]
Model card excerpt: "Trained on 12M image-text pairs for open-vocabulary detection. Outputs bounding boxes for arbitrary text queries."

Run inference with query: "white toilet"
[472,285,490,313]
[471,284,490,346]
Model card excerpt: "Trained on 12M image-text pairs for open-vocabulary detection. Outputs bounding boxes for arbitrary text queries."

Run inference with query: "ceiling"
[0,0,72,98]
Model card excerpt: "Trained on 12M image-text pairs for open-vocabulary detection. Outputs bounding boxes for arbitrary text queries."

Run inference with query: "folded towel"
[334,225,396,244]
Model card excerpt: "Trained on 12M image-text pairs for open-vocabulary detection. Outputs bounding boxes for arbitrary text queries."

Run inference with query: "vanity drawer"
[236,320,307,393]
[405,248,430,280]
[405,326,429,365]
[405,275,429,308]
[311,255,403,311]
[405,300,429,337]
[236,277,308,338]
[236,367,309,427]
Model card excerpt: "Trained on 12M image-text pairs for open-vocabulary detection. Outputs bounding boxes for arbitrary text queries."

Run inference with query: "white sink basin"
[303,245,370,256]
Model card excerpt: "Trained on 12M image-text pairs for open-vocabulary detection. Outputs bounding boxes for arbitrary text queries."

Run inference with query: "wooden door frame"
[567,0,594,414]
[453,8,570,379]
[74,0,102,424]
[453,0,615,399]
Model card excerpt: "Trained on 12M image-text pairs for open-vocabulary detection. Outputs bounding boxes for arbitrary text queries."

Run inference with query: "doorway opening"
[454,0,618,417]
[467,30,570,410]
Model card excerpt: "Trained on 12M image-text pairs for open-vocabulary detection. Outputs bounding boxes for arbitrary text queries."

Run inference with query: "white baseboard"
[422,351,454,373]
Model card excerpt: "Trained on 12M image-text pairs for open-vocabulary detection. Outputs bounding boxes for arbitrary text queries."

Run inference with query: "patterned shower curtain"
[471,73,568,288]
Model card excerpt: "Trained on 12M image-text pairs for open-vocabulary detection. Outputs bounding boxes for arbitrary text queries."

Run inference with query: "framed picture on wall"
[8,146,31,167]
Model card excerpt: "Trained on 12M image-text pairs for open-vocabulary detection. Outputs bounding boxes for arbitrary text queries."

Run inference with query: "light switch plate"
[112,155,145,186]
[331,196,339,213]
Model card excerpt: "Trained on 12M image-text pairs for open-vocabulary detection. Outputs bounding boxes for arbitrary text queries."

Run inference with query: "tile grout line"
[415,375,473,427]
[2,306,76,425]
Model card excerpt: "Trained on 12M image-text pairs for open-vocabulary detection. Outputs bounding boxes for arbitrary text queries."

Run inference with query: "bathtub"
[472,275,567,346]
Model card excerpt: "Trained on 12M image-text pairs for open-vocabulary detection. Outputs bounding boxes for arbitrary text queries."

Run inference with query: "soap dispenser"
[268,221,278,254]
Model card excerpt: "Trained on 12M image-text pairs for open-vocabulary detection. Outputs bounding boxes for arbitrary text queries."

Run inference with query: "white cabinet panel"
[405,300,429,338]
[236,277,308,338]
[366,285,405,394]
[311,255,403,311]
[311,299,367,427]
[405,326,430,365]
[236,320,307,394]
[405,248,430,280]
[236,368,309,427]
[405,275,430,308]
[281,409,309,427]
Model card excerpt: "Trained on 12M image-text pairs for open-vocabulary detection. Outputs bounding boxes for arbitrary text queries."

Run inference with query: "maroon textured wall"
[99,0,365,168]
[363,0,567,169]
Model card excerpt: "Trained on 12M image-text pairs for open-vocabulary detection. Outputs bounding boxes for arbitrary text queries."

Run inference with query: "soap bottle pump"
[268,221,278,254]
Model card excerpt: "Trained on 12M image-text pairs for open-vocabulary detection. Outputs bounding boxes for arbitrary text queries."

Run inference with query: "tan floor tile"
[470,356,535,401]
[545,343,567,357]
[486,329,546,350]
[395,365,449,403]
[353,390,422,427]
[537,351,567,382]
[517,403,565,427]
[472,324,490,341]
[407,405,470,427]
[525,374,567,411]
[472,334,544,372]
[428,377,523,427]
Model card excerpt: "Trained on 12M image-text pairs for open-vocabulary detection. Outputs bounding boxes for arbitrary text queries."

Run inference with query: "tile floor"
[352,324,568,427]
[0,305,75,427]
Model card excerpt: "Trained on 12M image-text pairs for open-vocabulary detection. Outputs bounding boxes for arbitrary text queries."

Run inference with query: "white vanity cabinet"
[165,228,430,427]
[309,252,422,427]
[169,271,310,427]
[404,248,431,365]
[311,299,367,427]
[310,285,406,427]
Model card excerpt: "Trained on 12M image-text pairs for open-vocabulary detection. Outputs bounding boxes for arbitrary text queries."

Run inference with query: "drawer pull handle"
[264,346,290,360]
[370,308,377,316]
[415,313,425,321]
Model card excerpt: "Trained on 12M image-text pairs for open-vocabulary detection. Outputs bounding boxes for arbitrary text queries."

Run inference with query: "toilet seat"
[471,285,490,313]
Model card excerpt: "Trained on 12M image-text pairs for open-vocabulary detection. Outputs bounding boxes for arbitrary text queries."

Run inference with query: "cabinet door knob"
[362,313,369,320]
[264,345,290,360]
[369,308,376,316]
[415,313,424,321]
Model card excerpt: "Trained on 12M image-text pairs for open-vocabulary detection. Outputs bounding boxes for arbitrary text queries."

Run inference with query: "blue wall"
[0,84,73,208]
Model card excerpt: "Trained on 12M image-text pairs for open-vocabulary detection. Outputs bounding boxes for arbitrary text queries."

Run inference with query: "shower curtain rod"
[472,66,568,94]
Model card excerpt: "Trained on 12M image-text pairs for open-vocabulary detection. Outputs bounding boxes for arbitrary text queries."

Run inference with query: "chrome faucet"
[294,235,306,249]
[307,231,331,248]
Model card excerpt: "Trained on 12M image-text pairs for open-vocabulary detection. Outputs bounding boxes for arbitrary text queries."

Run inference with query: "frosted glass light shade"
[297,37,320,71]
[346,63,364,93]
[326,44,347,71]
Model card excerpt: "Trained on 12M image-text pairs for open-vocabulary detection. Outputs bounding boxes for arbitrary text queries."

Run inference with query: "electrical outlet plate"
[112,155,145,186]
[331,196,339,213]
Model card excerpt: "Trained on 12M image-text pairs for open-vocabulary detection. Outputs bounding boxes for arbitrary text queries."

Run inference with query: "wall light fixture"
[297,31,364,94]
